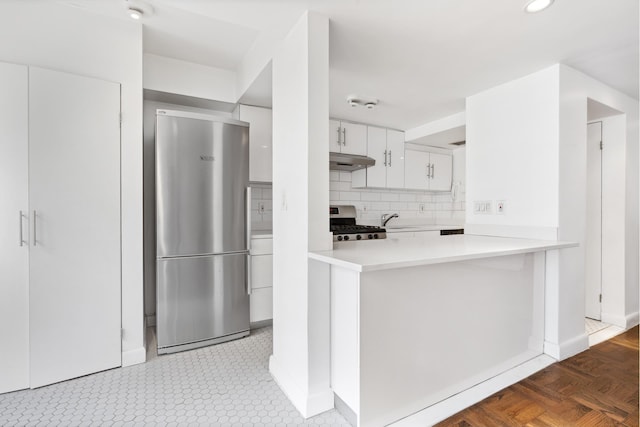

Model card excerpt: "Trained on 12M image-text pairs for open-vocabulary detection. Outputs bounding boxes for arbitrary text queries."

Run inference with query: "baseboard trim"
[145,314,156,327]
[269,355,334,418]
[122,346,146,367]
[544,333,589,360]
[625,311,639,329]
[390,355,556,426]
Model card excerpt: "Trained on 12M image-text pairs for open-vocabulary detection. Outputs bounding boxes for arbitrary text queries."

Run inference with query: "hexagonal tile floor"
[0,327,351,426]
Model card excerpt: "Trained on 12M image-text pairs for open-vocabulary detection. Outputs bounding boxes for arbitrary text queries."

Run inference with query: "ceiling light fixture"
[346,95,379,110]
[524,0,555,13]
[124,0,154,20]
[128,7,143,19]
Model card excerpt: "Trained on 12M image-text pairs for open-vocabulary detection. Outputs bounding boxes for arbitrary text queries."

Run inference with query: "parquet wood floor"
[436,327,639,427]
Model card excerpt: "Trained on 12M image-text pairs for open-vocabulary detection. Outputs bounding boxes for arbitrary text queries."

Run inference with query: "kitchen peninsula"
[309,234,576,427]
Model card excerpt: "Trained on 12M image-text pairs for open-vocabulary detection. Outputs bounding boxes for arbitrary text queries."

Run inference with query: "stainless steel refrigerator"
[155,109,250,354]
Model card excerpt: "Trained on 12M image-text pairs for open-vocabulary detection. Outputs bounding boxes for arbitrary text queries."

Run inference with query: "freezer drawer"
[156,253,249,353]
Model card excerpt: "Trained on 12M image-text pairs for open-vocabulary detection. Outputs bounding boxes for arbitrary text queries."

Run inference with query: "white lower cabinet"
[0,63,122,393]
[250,237,273,323]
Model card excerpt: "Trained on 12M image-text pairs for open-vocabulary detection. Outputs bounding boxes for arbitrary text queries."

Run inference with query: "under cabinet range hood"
[329,152,375,171]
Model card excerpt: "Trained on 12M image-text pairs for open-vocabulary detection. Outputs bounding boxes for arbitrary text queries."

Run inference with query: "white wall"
[466,66,560,236]
[143,54,236,103]
[0,3,145,365]
[270,11,333,418]
[466,64,639,361]
[559,65,639,331]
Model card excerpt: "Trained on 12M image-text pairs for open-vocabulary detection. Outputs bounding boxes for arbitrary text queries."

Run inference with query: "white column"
[269,11,333,418]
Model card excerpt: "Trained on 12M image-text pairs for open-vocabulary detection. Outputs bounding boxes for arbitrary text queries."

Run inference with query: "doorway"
[585,98,627,338]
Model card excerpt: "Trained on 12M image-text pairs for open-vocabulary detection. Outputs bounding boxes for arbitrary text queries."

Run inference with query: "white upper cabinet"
[239,105,272,183]
[353,127,405,189]
[429,152,453,191]
[404,149,452,191]
[385,129,405,188]
[330,119,367,156]
[404,149,430,190]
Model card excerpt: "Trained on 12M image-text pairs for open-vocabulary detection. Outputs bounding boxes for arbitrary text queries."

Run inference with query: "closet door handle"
[431,164,435,178]
[384,150,387,166]
[388,150,392,167]
[342,128,346,146]
[19,211,25,246]
[336,127,341,146]
[32,210,37,246]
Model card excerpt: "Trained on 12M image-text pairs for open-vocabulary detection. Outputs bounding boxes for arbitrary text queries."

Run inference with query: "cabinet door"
[29,67,121,388]
[329,119,342,152]
[366,126,387,188]
[404,149,430,190]
[241,105,272,183]
[429,152,453,191]
[386,129,405,188]
[0,62,29,394]
[341,121,367,156]
[250,254,273,290]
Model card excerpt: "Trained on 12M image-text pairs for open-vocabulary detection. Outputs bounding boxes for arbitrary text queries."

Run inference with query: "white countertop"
[251,230,273,239]
[308,234,577,272]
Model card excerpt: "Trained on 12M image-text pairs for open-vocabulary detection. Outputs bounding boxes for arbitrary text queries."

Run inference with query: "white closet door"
[0,62,29,394]
[28,67,121,388]
[585,122,602,320]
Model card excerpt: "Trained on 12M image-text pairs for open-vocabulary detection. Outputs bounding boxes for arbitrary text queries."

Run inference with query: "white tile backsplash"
[251,183,273,231]
[329,173,465,225]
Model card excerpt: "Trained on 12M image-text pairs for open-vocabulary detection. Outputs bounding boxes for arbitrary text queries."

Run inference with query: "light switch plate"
[474,201,492,214]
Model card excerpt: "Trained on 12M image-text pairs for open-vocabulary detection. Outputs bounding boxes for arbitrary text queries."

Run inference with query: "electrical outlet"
[496,200,506,215]
[419,203,425,212]
[258,202,265,214]
[473,201,493,214]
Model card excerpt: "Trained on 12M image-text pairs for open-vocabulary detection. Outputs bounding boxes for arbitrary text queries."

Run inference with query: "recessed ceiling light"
[129,7,142,19]
[524,0,555,13]
[124,0,154,20]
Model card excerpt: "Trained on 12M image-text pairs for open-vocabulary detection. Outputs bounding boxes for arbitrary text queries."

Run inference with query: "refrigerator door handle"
[246,253,252,296]
[246,186,252,296]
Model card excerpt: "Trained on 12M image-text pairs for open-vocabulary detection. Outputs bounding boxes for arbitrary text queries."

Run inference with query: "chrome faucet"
[381,213,399,227]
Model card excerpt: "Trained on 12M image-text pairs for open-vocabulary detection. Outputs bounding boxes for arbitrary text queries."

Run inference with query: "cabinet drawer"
[250,287,273,323]
[251,254,273,290]
[250,238,273,255]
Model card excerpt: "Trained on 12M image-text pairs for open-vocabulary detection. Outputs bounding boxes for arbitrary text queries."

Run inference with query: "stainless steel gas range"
[330,205,386,242]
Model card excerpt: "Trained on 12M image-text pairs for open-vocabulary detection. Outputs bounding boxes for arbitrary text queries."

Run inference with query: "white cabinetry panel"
[249,236,273,323]
[386,129,405,189]
[250,288,273,324]
[364,126,386,188]
[405,149,452,192]
[0,61,29,394]
[28,67,121,388]
[404,150,430,190]
[330,120,367,156]
[239,105,272,183]
[341,121,367,156]
[251,254,273,290]
[353,127,405,189]
[429,152,453,191]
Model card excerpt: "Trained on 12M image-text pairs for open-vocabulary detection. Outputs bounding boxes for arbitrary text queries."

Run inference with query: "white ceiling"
[58,0,638,131]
